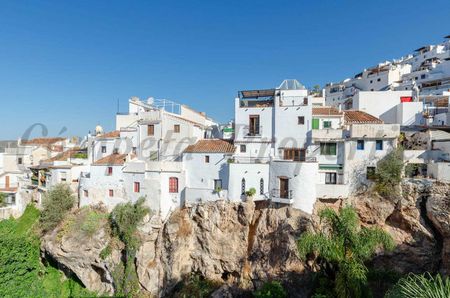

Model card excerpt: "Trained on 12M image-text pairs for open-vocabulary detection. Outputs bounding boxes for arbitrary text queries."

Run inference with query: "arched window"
[260,178,264,195]
[169,177,178,193]
[241,178,246,195]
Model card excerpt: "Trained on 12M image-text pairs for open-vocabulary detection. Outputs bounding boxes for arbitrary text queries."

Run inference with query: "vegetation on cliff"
[386,273,450,298]
[298,206,394,297]
[0,205,95,297]
[40,183,76,232]
[109,197,150,297]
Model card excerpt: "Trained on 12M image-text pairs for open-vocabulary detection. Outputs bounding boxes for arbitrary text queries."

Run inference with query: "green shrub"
[0,193,6,207]
[246,187,256,197]
[40,184,76,233]
[385,273,450,298]
[254,281,287,298]
[375,148,404,197]
[110,198,150,297]
[172,273,221,298]
[298,206,394,298]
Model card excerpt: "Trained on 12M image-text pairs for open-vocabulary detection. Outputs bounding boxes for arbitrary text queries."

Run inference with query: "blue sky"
[0,0,449,140]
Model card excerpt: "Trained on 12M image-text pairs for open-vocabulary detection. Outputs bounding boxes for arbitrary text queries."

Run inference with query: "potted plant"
[245,188,256,201]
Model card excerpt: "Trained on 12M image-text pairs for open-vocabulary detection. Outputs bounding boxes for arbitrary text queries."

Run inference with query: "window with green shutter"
[320,143,337,155]
[323,121,332,128]
[312,118,319,129]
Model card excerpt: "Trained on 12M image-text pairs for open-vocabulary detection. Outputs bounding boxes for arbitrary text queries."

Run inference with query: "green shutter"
[312,118,319,129]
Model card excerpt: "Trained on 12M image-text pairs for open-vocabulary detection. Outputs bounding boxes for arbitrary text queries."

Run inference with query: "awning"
[319,164,343,170]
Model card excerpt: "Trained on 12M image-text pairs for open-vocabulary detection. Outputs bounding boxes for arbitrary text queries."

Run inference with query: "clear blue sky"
[1,0,449,140]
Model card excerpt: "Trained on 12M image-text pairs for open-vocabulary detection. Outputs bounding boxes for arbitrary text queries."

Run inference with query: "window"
[260,178,264,195]
[357,140,365,150]
[367,167,376,180]
[370,80,373,84]
[303,97,308,105]
[101,146,107,153]
[312,118,319,129]
[325,173,337,184]
[284,148,306,161]
[370,89,374,91]
[109,189,114,197]
[84,190,89,197]
[249,115,260,135]
[240,145,246,153]
[320,143,337,155]
[169,177,178,193]
[377,78,381,82]
[298,116,305,125]
[132,147,137,154]
[147,124,154,136]
[376,140,383,150]
[241,178,246,195]
[205,155,210,163]
[174,124,180,133]
[17,158,23,165]
[134,182,140,193]
[107,167,113,176]
[214,179,222,191]
[421,74,426,79]
[323,121,332,128]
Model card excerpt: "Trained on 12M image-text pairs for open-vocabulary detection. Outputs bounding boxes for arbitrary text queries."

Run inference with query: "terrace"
[239,89,275,108]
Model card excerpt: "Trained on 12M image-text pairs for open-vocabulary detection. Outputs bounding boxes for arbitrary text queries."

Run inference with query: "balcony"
[270,189,294,204]
[350,124,400,139]
[239,99,273,108]
[243,125,263,137]
[312,129,344,141]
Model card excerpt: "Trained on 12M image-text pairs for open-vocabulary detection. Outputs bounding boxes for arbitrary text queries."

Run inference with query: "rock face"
[136,200,311,297]
[41,180,450,297]
[41,223,121,295]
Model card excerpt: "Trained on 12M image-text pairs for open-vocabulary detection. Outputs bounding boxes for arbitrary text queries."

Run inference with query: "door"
[279,177,289,198]
[5,176,9,189]
[249,115,260,135]
[312,118,319,130]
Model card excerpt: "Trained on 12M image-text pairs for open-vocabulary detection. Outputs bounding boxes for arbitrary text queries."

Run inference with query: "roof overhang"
[239,89,276,99]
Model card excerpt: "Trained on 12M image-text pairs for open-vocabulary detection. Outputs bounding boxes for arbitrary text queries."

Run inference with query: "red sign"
[400,96,413,103]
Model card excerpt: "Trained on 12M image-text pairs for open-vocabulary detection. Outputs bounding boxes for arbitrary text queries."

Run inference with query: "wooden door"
[5,176,10,189]
[279,177,289,198]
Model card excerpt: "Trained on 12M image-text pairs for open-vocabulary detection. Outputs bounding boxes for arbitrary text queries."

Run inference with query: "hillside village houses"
[3,36,450,220]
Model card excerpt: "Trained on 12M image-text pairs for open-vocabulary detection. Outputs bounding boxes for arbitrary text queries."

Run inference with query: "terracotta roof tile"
[42,148,84,163]
[98,131,120,138]
[184,139,235,154]
[21,137,66,146]
[312,107,343,116]
[344,110,383,124]
[93,153,128,166]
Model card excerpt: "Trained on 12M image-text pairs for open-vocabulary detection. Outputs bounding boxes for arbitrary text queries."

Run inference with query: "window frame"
[101,146,107,153]
[169,177,179,193]
[214,179,222,191]
[325,172,337,185]
[109,189,114,197]
[174,124,180,133]
[147,124,155,136]
[323,120,332,128]
[134,182,140,193]
[205,155,210,163]
[357,140,365,150]
[376,140,383,150]
[320,143,337,156]
[240,144,246,153]
[107,166,113,176]
[298,116,305,125]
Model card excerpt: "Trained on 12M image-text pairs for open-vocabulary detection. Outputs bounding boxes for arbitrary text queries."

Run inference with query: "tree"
[385,273,450,298]
[374,148,404,197]
[110,198,150,297]
[40,184,76,233]
[298,206,394,298]
[313,84,321,94]
[254,281,287,298]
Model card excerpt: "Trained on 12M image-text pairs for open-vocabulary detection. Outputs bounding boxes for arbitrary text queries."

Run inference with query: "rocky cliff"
[41,180,450,297]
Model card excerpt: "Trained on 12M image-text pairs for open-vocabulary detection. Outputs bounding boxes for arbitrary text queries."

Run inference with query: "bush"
[110,198,150,297]
[254,281,287,298]
[246,188,256,197]
[0,193,6,207]
[375,148,404,197]
[385,273,450,297]
[172,273,221,298]
[40,184,76,233]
